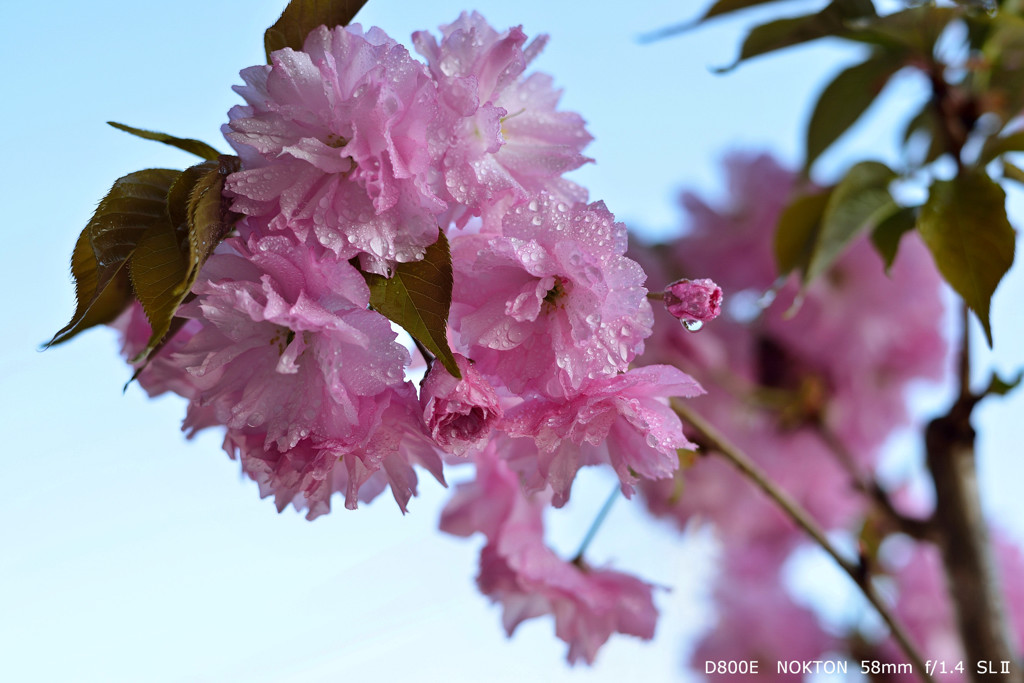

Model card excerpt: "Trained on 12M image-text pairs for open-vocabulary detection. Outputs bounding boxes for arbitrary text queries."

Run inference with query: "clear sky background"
[1,1,1022,681]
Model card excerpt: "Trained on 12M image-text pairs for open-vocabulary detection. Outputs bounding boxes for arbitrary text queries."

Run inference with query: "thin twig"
[672,400,935,683]
[815,424,936,541]
[572,485,621,564]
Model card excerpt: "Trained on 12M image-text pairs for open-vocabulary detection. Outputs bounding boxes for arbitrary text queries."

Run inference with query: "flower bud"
[421,354,503,456]
[663,278,723,330]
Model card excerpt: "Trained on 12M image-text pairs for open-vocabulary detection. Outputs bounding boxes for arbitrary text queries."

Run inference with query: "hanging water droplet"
[682,319,703,332]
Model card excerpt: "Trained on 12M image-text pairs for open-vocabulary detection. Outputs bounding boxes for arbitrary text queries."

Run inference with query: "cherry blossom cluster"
[110,12,704,662]
[632,154,1024,673]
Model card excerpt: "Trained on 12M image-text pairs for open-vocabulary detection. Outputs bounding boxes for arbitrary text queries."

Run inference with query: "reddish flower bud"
[663,278,723,330]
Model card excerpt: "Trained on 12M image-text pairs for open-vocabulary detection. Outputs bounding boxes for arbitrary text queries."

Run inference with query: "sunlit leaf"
[805,161,898,282]
[805,52,903,170]
[264,0,368,61]
[719,0,877,71]
[362,231,461,378]
[918,171,1016,346]
[47,169,181,347]
[870,205,917,271]
[774,189,832,277]
[108,122,221,161]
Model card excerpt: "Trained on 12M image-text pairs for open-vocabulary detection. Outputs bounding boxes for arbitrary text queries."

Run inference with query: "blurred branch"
[672,399,935,682]
[925,304,1022,683]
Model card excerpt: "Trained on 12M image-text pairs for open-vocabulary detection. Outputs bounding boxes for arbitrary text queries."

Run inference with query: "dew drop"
[682,319,704,332]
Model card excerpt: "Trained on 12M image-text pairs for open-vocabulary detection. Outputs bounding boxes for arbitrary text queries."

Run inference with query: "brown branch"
[925,304,1022,683]
[815,424,937,541]
[672,400,935,683]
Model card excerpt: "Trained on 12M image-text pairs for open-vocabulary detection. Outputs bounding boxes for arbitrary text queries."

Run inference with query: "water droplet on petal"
[682,319,704,332]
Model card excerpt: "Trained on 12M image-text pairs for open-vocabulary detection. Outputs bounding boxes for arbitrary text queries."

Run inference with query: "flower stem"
[672,399,935,683]
[572,484,621,564]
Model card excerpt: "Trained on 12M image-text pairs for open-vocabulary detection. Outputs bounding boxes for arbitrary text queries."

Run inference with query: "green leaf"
[1002,158,1024,184]
[979,130,1024,164]
[774,189,832,277]
[362,231,461,379]
[983,369,1023,397]
[870,205,918,271]
[108,122,221,161]
[978,13,1024,122]
[129,214,189,355]
[918,171,1016,346]
[805,52,903,170]
[719,0,877,71]
[264,0,368,61]
[901,100,946,166]
[47,169,181,347]
[846,5,958,55]
[699,0,788,22]
[639,0,788,41]
[132,156,241,361]
[805,161,898,282]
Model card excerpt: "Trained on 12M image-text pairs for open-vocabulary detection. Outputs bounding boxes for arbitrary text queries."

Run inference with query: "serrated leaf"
[806,52,903,170]
[362,231,460,379]
[47,169,181,347]
[719,0,877,71]
[132,156,241,361]
[870,205,917,271]
[187,157,242,281]
[129,216,190,353]
[774,189,832,277]
[918,171,1016,346]
[805,161,898,282]
[167,161,218,228]
[264,0,368,61]
[108,122,221,161]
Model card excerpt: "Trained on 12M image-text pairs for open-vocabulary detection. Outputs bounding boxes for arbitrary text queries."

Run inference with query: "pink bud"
[420,354,503,456]
[663,278,723,330]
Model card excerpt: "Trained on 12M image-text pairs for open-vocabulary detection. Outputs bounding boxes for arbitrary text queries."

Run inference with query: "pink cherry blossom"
[110,301,204,403]
[872,533,1024,680]
[505,365,703,506]
[224,383,446,518]
[171,233,411,454]
[441,441,658,664]
[420,353,503,456]
[413,12,592,223]
[693,544,835,678]
[450,194,653,396]
[224,24,444,272]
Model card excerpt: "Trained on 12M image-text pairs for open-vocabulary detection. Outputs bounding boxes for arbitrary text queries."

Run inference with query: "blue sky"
[2,1,1022,681]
